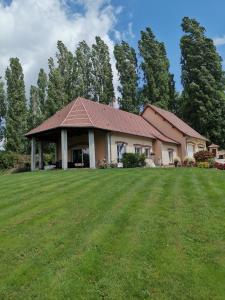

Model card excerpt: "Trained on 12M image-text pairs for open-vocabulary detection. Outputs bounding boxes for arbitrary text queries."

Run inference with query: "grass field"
[1,168,225,299]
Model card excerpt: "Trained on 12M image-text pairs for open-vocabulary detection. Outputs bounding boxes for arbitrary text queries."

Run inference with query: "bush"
[97,159,108,169]
[208,158,216,168]
[0,152,20,169]
[0,152,30,171]
[173,156,181,167]
[215,162,225,170]
[197,161,210,168]
[122,153,146,168]
[194,150,214,162]
[183,156,195,167]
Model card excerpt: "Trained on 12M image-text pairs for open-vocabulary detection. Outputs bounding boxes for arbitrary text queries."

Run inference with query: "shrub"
[208,158,216,168]
[194,150,214,162]
[44,153,55,165]
[174,156,181,167]
[215,162,225,170]
[197,161,210,168]
[0,152,30,171]
[122,153,146,168]
[0,152,20,169]
[97,159,108,169]
[183,156,195,167]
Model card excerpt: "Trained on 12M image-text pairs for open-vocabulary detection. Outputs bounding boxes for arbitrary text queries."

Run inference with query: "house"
[26,97,207,170]
[209,144,225,159]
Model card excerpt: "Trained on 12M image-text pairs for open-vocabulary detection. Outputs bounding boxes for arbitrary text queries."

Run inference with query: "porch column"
[31,137,36,171]
[88,129,96,168]
[61,129,68,170]
[38,141,44,170]
[106,132,111,164]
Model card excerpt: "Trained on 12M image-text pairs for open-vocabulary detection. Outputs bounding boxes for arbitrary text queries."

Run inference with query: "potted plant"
[174,156,181,167]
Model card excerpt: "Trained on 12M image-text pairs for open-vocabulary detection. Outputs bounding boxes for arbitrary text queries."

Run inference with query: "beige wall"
[161,143,178,165]
[110,132,153,163]
[186,137,206,157]
[94,130,107,164]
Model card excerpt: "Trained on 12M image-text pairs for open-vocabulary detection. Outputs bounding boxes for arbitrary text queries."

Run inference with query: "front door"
[73,149,83,165]
[72,147,89,167]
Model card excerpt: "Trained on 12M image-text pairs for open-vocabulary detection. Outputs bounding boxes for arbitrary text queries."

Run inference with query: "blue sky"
[0,0,225,93]
[110,0,225,90]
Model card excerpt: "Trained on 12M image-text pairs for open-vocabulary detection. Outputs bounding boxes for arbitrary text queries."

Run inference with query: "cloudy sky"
[0,0,225,94]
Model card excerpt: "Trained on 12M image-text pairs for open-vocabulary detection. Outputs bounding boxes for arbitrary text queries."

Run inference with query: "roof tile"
[26,97,177,143]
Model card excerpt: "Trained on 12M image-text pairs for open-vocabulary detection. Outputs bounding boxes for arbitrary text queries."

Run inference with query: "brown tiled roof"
[144,104,208,141]
[26,97,177,143]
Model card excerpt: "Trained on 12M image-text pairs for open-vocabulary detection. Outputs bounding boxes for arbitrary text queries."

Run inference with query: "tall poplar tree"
[138,27,174,109]
[28,85,42,129]
[37,68,48,115]
[92,36,114,104]
[45,57,67,117]
[0,78,6,143]
[73,41,93,99]
[180,17,225,146]
[5,58,27,153]
[56,41,74,101]
[114,41,139,113]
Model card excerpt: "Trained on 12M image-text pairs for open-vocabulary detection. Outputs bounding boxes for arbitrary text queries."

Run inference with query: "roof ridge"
[81,98,95,127]
[60,98,77,126]
[141,115,178,144]
[148,104,207,140]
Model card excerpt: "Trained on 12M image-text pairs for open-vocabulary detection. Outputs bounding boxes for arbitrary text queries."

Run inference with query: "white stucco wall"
[110,132,153,163]
[186,138,206,157]
[161,143,178,165]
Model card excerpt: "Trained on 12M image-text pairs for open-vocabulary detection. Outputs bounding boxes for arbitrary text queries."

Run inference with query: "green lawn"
[1,168,225,299]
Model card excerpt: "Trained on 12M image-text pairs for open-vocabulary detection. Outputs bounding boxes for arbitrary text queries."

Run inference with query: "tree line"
[1,17,225,154]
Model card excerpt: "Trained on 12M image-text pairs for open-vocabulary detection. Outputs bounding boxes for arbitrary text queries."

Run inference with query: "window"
[135,146,142,155]
[168,149,174,164]
[144,147,151,158]
[117,143,126,162]
[187,144,195,157]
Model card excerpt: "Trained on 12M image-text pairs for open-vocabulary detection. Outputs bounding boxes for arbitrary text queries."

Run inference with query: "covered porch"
[30,128,111,171]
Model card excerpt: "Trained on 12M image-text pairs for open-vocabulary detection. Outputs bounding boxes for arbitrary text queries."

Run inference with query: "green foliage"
[114,41,139,113]
[45,57,68,117]
[194,150,214,162]
[138,27,175,109]
[37,68,48,116]
[73,41,93,99]
[92,36,115,104]
[28,85,42,129]
[0,151,19,169]
[5,58,28,153]
[197,161,210,168]
[56,41,74,102]
[0,79,6,142]
[122,152,146,168]
[180,17,225,147]
[208,158,216,168]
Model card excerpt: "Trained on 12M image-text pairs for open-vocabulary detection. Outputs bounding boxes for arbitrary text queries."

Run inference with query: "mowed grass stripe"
[0,169,152,298]
[1,168,225,299]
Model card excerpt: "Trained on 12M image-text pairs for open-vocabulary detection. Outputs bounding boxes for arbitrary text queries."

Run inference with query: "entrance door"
[72,147,90,167]
[73,149,83,165]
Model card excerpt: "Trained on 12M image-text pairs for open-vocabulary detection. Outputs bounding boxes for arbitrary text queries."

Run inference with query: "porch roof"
[26,97,177,144]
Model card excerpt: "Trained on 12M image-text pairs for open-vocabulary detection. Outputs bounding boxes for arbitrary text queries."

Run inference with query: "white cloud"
[0,0,122,96]
[213,36,225,46]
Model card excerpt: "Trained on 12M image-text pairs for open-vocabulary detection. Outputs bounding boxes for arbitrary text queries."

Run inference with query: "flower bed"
[215,162,225,170]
